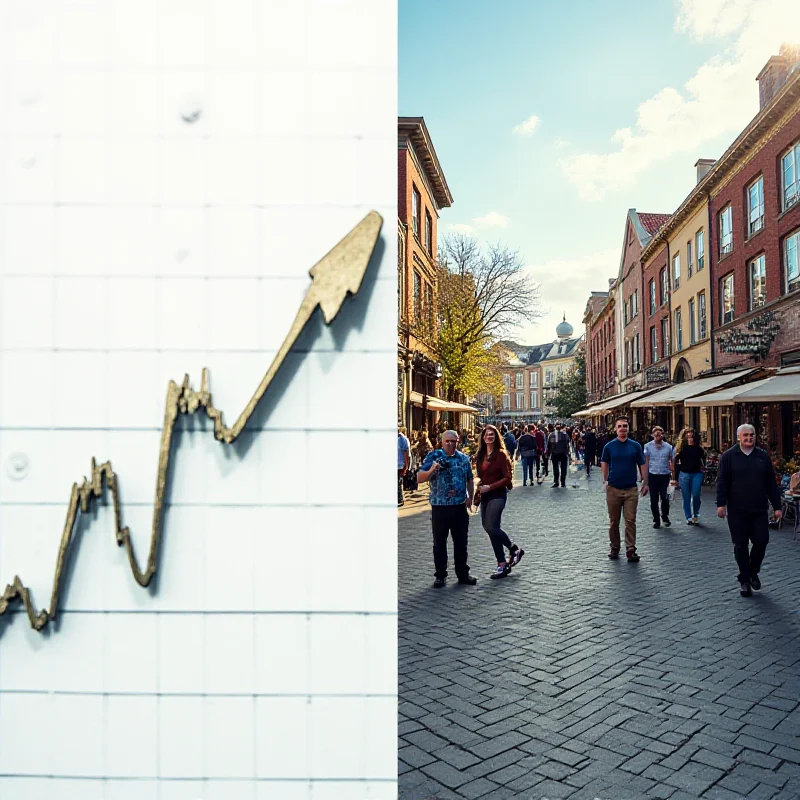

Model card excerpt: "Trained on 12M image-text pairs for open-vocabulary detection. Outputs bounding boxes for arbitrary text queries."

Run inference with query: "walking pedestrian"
[643,426,674,528]
[601,416,648,562]
[541,423,552,479]
[716,424,782,597]
[533,424,546,484]
[673,427,706,525]
[475,425,524,579]
[583,426,597,476]
[398,426,410,507]
[417,430,478,588]
[502,425,517,461]
[516,425,538,486]
[547,423,570,488]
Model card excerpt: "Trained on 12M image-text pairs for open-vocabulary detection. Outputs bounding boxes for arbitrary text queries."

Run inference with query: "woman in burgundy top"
[476,425,525,579]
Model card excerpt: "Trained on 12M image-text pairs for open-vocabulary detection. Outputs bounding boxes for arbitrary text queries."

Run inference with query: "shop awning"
[684,378,773,407]
[573,406,602,418]
[575,387,665,416]
[731,372,800,402]
[409,391,481,413]
[630,369,754,407]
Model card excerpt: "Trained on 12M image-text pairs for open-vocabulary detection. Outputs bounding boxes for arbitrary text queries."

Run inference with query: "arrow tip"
[309,210,383,324]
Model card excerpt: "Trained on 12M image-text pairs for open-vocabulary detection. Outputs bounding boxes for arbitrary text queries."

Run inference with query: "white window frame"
[720,205,733,255]
[502,393,510,410]
[747,176,764,237]
[674,308,682,352]
[687,240,693,278]
[412,185,421,238]
[749,254,766,310]
[633,333,640,371]
[689,297,696,345]
[673,252,681,289]
[649,279,656,315]
[515,392,525,410]
[721,273,735,324]
[698,292,707,339]
[503,373,511,389]
[782,141,800,211]
[530,372,538,388]
[660,267,668,304]
[650,326,657,364]
[545,369,553,385]
[515,371,524,389]
[530,390,538,409]
[696,229,705,270]
[786,229,800,292]
[661,316,670,359]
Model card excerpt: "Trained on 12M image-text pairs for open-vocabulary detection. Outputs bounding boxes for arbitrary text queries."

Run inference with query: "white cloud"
[560,0,800,201]
[512,114,541,136]
[553,137,570,150]
[448,223,474,235]
[473,211,509,228]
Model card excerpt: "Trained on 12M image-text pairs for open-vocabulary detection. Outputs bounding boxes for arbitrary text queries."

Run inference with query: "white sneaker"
[692,515,699,524]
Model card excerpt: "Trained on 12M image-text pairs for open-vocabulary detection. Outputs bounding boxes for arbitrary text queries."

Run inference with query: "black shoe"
[653,521,661,529]
[551,483,559,488]
[663,517,671,527]
[560,483,566,488]
[750,575,761,591]
[457,575,477,586]
[740,582,752,597]
[523,482,527,486]
[626,550,640,563]
[608,549,620,560]
[434,577,446,588]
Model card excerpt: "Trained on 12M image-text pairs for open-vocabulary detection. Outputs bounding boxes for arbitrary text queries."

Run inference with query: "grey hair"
[442,429,459,441]
[737,423,756,435]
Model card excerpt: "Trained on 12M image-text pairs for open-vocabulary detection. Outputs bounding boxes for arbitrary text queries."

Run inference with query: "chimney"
[757,43,800,110]
[608,278,616,289]
[695,158,715,184]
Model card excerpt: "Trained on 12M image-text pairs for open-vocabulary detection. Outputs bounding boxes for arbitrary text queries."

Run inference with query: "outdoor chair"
[779,493,800,541]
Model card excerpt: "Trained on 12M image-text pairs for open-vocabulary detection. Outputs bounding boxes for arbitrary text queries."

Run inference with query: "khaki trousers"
[606,486,639,553]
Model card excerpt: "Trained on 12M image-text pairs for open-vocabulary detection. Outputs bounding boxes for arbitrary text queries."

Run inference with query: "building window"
[515,371,523,389]
[689,297,696,345]
[698,291,707,339]
[398,233,406,319]
[413,270,421,320]
[747,176,764,237]
[782,141,800,211]
[424,210,433,254]
[545,369,553,385]
[720,205,733,256]
[515,392,525,409]
[786,229,800,292]
[660,267,668,305]
[633,333,640,371]
[749,254,766,310]
[503,374,511,389]
[649,279,656,315]
[625,340,631,376]
[530,391,538,408]
[425,282,434,330]
[502,394,510,410]
[674,308,682,352]
[720,273,734,324]
[650,326,657,364]
[696,229,705,270]
[530,372,538,388]
[623,300,629,326]
[687,240,693,278]
[632,290,638,317]
[412,185,421,238]
[661,317,670,358]
[672,252,681,290]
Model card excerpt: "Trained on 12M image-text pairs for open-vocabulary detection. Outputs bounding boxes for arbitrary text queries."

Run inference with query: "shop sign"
[717,309,780,360]
[645,365,670,386]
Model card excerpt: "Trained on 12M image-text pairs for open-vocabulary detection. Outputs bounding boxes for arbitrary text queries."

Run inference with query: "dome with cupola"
[556,314,574,339]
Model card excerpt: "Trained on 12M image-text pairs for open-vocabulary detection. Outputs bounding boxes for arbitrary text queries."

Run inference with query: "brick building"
[617,210,671,394]
[583,284,617,404]
[397,117,453,431]
[642,241,671,388]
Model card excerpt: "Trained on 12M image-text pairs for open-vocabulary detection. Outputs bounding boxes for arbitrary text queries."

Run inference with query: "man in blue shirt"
[601,416,648,562]
[418,430,477,588]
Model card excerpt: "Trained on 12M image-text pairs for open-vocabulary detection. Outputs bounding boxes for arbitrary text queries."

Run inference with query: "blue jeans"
[679,471,703,520]
[521,456,535,483]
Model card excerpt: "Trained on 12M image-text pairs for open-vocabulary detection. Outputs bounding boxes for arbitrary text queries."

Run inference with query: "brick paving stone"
[399,476,800,798]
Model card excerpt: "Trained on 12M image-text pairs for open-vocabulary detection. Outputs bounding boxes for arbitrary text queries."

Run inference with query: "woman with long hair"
[673,427,706,525]
[476,424,525,579]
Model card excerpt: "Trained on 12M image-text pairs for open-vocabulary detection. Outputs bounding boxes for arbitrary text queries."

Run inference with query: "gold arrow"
[0,211,383,632]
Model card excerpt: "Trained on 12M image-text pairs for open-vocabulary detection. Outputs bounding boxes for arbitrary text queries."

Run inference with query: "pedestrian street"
[399,462,800,800]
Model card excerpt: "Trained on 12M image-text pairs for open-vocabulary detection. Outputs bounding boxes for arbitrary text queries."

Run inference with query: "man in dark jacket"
[716,423,782,597]
[547,423,570,488]
[583,427,597,476]
[516,425,538,486]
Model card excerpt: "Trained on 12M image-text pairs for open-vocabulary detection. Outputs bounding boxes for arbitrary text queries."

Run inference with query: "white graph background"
[0,1,397,798]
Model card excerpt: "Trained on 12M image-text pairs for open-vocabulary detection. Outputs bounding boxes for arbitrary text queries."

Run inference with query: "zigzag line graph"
[0,211,383,633]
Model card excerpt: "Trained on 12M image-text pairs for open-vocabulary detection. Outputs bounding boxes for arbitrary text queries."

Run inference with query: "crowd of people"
[398,418,796,598]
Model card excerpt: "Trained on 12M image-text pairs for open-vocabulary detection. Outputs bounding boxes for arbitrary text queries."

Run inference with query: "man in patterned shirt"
[418,430,477,588]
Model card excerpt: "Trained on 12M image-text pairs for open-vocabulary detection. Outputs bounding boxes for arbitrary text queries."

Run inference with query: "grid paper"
[0,1,397,798]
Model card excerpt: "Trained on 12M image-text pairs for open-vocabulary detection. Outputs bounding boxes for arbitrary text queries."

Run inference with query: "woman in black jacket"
[672,427,706,525]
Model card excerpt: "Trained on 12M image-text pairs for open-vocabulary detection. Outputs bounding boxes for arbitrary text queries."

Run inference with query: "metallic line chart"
[0,211,383,633]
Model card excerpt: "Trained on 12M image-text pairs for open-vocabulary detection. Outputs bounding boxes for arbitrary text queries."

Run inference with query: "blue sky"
[400,0,798,344]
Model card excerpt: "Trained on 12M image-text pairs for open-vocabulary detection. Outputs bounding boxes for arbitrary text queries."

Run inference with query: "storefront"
[630,369,755,443]
[573,387,661,434]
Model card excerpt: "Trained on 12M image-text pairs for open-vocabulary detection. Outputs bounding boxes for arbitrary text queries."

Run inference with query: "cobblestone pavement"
[399,462,800,800]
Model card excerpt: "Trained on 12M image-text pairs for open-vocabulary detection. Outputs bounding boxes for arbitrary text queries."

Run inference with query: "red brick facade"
[711,93,800,369]
[586,294,616,402]
[620,217,645,387]
[642,243,671,383]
